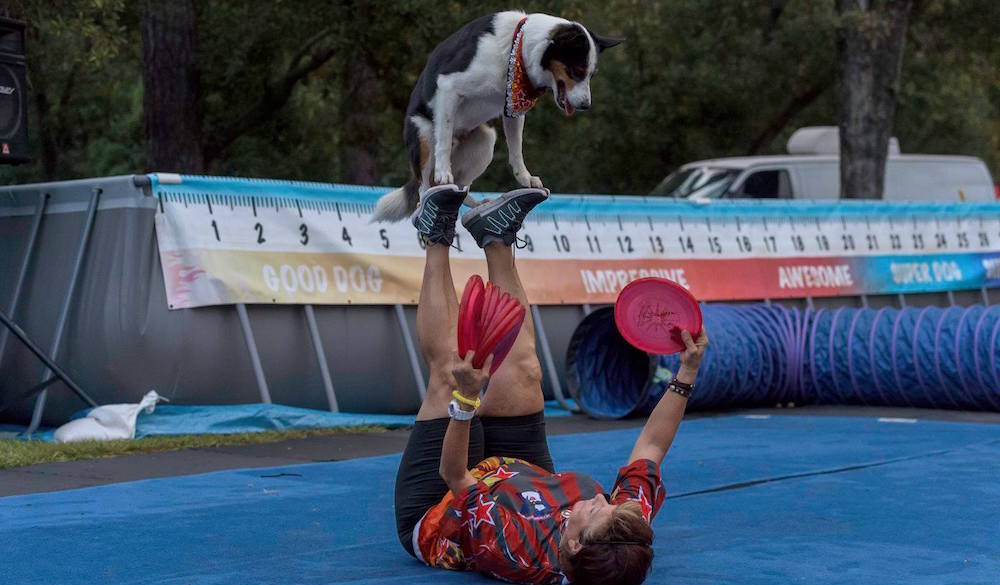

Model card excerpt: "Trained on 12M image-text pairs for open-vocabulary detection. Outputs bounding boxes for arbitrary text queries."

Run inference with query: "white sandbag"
[53,390,165,443]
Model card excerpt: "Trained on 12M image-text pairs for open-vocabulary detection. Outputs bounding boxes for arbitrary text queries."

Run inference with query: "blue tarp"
[11,400,575,441]
[2,415,997,584]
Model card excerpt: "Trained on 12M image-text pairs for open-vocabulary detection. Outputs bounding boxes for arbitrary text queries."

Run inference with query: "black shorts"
[393,411,554,556]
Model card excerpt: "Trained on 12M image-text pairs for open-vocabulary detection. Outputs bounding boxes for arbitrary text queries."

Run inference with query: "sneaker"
[411,184,468,246]
[461,187,549,248]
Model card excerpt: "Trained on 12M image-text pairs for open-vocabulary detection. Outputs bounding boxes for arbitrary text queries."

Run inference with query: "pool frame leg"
[395,304,426,401]
[0,191,47,370]
[237,303,272,404]
[532,304,578,413]
[304,304,338,412]
[27,188,101,434]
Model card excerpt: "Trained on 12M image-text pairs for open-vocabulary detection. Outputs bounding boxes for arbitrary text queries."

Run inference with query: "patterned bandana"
[505,17,546,118]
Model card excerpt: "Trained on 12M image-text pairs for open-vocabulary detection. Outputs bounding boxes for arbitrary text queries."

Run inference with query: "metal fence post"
[27,188,101,434]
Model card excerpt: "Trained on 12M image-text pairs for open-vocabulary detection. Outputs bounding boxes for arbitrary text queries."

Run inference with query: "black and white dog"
[372,11,622,222]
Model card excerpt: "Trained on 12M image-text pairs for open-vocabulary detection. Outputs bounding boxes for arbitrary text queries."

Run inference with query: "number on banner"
[380,228,390,249]
[211,220,220,242]
[617,235,634,254]
[255,222,266,244]
[299,223,309,246]
[553,234,571,253]
[342,227,353,247]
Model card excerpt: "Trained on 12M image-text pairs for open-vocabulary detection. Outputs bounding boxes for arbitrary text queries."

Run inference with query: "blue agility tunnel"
[566,304,1000,419]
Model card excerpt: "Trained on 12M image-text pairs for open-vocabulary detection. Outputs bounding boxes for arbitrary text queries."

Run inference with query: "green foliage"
[1,0,997,190]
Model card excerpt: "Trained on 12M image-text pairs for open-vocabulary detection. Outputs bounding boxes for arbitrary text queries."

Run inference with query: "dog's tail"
[372,177,419,223]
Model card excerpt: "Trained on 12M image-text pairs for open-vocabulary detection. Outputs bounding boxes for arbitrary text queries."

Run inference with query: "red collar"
[505,17,545,118]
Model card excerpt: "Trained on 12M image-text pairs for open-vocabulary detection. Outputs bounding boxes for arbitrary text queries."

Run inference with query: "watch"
[667,379,694,398]
[448,400,476,421]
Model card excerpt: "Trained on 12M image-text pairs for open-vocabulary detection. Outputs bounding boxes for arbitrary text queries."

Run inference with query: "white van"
[652,127,998,202]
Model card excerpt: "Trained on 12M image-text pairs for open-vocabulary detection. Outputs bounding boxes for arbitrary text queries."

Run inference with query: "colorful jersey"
[414,457,666,585]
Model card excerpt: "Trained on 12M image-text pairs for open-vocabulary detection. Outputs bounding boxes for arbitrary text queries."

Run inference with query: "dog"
[372,11,622,222]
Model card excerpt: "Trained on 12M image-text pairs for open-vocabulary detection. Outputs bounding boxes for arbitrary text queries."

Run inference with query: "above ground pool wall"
[1,175,998,426]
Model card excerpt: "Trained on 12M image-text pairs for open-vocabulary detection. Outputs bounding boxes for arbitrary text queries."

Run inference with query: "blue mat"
[2,415,997,584]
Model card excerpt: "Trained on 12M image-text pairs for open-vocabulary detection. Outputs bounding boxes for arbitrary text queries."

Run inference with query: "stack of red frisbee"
[457,275,526,374]
[614,277,702,355]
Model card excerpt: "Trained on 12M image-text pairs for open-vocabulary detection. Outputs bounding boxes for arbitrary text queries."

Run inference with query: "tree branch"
[747,77,832,155]
[762,0,789,44]
[203,33,338,164]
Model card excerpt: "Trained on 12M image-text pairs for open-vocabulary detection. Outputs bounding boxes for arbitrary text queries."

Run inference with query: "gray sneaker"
[461,187,549,248]
[411,184,468,246]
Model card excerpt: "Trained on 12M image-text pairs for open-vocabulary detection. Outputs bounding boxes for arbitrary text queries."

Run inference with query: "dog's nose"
[576,100,591,111]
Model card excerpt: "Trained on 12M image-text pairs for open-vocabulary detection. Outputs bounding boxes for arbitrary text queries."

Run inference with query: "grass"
[0,426,387,470]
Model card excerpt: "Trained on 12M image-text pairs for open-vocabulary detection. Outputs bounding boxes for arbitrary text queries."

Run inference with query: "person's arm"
[628,328,708,467]
[439,352,492,496]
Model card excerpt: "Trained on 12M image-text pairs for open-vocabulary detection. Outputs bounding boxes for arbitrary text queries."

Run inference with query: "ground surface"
[3,409,998,585]
[2,405,997,497]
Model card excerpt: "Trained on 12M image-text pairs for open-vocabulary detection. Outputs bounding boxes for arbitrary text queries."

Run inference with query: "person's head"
[558,494,654,585]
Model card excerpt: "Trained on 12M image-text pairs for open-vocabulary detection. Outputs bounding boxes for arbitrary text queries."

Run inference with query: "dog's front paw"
[515,171,544,190]
[434,169,455,186]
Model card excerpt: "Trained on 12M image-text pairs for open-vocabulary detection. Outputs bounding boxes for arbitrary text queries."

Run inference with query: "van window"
[884,160,994,202]
[655,166,740,198]
[734,170,793,199]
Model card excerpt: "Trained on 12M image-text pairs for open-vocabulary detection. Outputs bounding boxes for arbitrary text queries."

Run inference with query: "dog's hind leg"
[372,115,432,222]
[452,124,497,206]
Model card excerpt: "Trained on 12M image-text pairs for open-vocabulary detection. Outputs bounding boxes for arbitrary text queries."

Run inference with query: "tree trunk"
[140,0,204,173]
[339,49,380,184]
[835,0,913,199]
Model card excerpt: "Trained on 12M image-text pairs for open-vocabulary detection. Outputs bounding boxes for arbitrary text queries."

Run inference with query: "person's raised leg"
[477,242,543,417]
[461,187,554,472]
[395,185,484,556]
[415,241,460,420]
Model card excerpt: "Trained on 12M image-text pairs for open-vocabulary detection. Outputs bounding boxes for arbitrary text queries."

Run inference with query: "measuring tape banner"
[152,174,1000,309]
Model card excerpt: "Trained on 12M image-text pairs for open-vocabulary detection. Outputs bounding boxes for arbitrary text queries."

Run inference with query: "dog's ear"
[586,28,624,52]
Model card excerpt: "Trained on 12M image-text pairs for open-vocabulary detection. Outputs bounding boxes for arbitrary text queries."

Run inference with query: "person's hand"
[678,328,708,379]
[452,351,492,400]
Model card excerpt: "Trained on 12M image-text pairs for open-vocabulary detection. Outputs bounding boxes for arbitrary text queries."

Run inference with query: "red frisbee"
[614,278,702,355]
[458,275,526,374]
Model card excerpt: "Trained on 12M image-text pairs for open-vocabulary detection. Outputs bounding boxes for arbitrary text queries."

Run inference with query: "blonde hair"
[559,500,654,585]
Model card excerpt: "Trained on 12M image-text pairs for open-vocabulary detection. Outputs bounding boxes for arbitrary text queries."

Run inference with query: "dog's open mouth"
[556,81,575,116]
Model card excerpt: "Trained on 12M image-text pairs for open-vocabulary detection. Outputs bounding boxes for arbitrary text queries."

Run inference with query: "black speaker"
[0,17,28,164]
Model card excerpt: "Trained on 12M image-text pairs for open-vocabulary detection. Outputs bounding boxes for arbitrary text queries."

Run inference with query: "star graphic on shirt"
[634,486,653,522]
[491,466,518,481]
[467,494,496,534]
